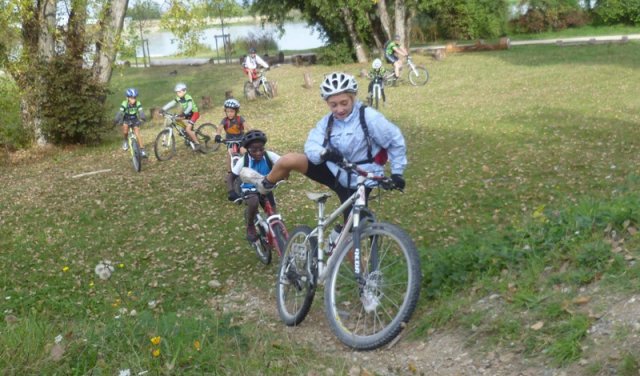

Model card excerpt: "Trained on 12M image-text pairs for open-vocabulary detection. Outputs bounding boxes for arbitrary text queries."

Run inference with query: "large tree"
[1,0,129,145]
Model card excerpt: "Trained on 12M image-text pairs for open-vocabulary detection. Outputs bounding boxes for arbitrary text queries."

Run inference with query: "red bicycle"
[243,184,288,265]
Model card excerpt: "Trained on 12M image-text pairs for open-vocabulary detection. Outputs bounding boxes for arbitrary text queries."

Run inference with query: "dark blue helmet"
[125,88,138,97]
[249,48,256,54]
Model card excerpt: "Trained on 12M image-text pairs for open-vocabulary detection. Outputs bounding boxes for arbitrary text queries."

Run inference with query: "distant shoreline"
[127,15,278,34]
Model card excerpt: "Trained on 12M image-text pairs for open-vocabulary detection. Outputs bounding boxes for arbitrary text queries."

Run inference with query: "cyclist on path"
[384,34,409,79]
[242,48,270,91]
[230,130,281,242]
[161,83,202,151]
[214,98,251,201]
[115,88,148,158]
[240,72,407,220]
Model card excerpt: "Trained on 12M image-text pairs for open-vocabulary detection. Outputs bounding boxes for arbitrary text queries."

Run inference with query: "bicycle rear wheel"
[408,66,429,86]
[324,221,421,350]
[154,129,176,161]
[130,137,142,172]
[276,225,316,326]
[196,123,219,153]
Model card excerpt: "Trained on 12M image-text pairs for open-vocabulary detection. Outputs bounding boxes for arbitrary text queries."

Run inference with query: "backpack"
[224,116,245,134]
[243,152,273,170]
[323,105,388,166]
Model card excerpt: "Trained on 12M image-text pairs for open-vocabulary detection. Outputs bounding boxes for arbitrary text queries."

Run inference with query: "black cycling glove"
[391,174,405,190]
[320,147,343,163]
[215,135,222,143]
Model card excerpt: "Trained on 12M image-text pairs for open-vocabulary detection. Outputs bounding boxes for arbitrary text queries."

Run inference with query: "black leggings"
[304,160,371,221]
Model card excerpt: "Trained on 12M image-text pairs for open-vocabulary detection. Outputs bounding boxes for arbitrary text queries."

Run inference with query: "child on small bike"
[160,83,202,151]
[230,130,281,242]
[367,58,387,103]
[242,47,269,91]
[384,34,408,79]
[215,98,251,201]
[115,88,148,157]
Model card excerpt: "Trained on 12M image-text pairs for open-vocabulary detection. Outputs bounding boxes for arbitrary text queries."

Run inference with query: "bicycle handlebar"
[336,160,400,191]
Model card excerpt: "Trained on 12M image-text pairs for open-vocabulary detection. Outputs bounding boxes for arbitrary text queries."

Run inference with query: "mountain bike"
[276,160,421,350]
[126,126,143,172]
[244,69,273,99]
[385,55,430,87]
[153,112,219,161]
[367,76,386,109]
[242,184,288,265]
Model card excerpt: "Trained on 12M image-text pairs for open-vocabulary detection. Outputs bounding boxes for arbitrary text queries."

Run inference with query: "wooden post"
[225,90,233,99]
[303,72,313,89]
[201,96,212,109]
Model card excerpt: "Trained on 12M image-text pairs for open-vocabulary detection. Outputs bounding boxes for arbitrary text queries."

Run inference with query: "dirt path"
[211,274,640,376]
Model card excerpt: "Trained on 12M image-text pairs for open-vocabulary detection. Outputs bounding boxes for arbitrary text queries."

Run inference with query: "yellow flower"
[112,298,121,308]
[127,291,133,296]
[62,266,70,272]
[150,336,161,345]
[193,340,201,351]
[152,348,161,358]
[89,281,94,287]
[118,263,125,268]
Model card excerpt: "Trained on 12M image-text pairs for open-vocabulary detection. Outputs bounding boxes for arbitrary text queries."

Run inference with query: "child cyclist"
[115,88,148,157]
[214,98,250,201]
[229,130,280,242]
[367,58,387,103]
[242,47,269,91]
[384,34,409,79]
[161,83,202,151]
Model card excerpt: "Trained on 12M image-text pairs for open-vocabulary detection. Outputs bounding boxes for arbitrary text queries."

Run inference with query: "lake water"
[142,22,326,57]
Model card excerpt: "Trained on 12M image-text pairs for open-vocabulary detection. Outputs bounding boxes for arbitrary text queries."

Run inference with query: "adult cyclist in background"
[242,48,269,91]
[384,34,409,80]
[161,83,202,151]
[115,88,148,158]
[240,72,407,220]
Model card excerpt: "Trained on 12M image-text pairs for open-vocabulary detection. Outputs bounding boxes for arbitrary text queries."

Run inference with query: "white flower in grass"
[118,369,131,376]
[94,261,115,280]
[55,334,63,344]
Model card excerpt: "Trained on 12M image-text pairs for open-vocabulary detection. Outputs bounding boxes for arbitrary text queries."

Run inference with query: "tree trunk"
[92,0,129,85]
[341,7,367,63]
[394,0,406,47]
[377,0,392,41]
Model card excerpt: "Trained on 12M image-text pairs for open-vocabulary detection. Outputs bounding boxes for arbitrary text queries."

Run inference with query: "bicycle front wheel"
[196,123,219,153]
[271,220,288,258]
[262,82,273,99]
[154,129,176,161]
[324,221,421,350]
[130,137,142,172]
[276,225,316,326]
[408,66,430,86]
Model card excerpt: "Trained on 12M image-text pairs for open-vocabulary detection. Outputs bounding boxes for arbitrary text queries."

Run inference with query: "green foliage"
[511,0,590,33]
[545,314,590,365]
[618,353,640,376]
[316,42,355,65]
[235,30,279,56]
[36,57,110,145]
[128,0,162,21]
[592,0,640,26]
[420,0,510,39]
[0,76,30,149]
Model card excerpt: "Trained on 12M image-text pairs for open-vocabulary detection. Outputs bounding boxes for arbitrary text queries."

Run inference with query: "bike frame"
[225,139,243,168]
[306,171,377,285]
[254,195,287,257]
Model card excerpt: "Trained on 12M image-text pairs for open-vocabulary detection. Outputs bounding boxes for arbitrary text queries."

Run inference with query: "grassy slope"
[1,41,640,373]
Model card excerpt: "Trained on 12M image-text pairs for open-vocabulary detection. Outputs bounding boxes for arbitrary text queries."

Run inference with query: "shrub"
[593,0,640,26]
[0,76,31,150]
[316,42,354,65]
[235,30,278,56]
[511,0,590,33]
[420,0,510,40]
[36,56,110,145]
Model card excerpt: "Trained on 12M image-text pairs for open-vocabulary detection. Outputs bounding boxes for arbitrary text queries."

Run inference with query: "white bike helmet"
[224,98,240,110]
[372,58,382,70]
[320,72,358,100]
[174,83,187,92]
